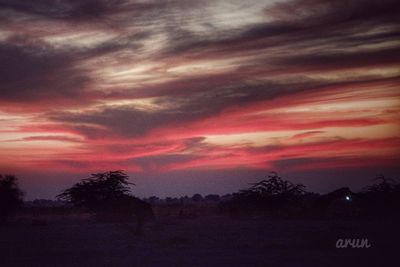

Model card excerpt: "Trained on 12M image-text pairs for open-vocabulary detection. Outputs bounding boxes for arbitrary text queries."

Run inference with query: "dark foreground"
[1,216,398,267]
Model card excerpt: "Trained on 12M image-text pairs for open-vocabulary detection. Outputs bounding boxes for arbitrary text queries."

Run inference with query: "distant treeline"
[224,172,400,220]
[141,172,400,220]
[1,172,400,222]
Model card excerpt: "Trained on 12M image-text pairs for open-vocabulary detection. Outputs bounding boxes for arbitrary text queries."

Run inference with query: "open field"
[1,213,398,267]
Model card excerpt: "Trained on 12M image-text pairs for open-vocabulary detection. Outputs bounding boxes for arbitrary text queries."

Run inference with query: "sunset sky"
[0,0,399,199]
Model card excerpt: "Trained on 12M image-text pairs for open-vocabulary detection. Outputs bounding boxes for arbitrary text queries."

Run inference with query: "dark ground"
[1,215,398,267]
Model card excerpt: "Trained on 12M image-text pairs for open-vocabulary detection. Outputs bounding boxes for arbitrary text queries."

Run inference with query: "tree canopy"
[239,172,306,198]
[229,172,306,217]
[57,170,134,211]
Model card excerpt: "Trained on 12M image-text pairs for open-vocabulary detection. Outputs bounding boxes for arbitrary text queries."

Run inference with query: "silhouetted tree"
[205,194,220,202]
[229,172,306,217]
[305,175,400,219]
[240,172,305,197]
[224,173,400,220]
[57,171,132,209]
[358,174,400,219]
[191,193,203,202]
[57,170,154,234]
[364,174,398,194]
[0,175,24,222]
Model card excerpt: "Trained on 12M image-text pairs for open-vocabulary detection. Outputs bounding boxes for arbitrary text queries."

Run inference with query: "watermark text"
[336,238,371,248]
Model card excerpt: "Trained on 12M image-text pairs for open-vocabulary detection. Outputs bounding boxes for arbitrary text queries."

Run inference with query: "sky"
[0,0,399,199]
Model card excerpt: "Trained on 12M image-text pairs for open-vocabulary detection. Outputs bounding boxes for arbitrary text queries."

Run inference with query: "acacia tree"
[230,172,306,217]
[57,170,154,233]
[364,174,399,194]
[57,170,133,211]
[358,174,400,218]
[240,172,305,198]
[0,175,24,222]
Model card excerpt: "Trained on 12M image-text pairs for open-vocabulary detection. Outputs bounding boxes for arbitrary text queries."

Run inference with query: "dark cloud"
[267,0,400,23]
[49,74,396,139]
[161,0,400,60]
[50,101,215,138]
[0,35,90,104]
[272,46,400,71]
[0,0,138,21]
[51,106,186,138]
[2,0,397,110]
[49,79,323,138]
[132,154,202,171]
[0,0,201,30]
[0,31,151,109]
